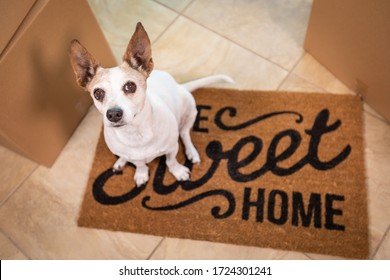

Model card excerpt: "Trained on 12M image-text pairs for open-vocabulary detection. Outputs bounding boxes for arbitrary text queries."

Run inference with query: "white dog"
[69,22,233,186]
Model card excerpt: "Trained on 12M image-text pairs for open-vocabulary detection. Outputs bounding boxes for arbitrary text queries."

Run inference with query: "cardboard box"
[0,0,36,54]
[0,0,116,166]
[304,0,390,122]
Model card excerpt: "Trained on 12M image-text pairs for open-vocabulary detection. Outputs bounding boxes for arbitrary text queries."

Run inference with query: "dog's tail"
[181,74,234,92]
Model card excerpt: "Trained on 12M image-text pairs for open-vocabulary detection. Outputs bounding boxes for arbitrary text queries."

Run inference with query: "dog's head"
[68,22,153,128]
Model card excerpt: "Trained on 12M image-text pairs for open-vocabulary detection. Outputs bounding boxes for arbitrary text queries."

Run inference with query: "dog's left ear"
[123,22,154,77]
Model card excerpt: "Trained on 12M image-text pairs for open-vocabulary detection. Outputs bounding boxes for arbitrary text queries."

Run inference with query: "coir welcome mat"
[78,89,368,259]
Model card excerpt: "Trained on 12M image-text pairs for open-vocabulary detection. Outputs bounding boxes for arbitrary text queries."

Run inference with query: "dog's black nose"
[106,107,123,123]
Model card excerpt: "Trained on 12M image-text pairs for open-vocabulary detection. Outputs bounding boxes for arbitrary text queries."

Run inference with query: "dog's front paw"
[186,147,201,164]
[113,157,127,173]
[170,164,190,181]
[134,171,149,187]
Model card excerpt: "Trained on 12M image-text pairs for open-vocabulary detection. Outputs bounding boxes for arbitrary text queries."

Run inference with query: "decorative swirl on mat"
[215,106,303,131]
[93,168,146,205]
[141,189,236,219]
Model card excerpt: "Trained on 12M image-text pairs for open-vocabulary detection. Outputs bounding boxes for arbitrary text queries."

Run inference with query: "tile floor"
[1,0,389,260]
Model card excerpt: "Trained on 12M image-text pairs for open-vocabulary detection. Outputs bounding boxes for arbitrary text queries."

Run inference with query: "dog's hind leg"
[180,111,200,164]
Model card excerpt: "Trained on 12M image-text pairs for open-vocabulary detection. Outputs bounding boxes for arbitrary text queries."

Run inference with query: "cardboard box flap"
[0,0,36,56]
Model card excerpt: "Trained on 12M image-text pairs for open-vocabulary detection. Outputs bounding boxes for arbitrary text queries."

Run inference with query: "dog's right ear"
[68,39,99,88]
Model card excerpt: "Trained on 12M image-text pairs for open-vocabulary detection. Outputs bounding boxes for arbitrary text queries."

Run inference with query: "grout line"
[371,224,390,259]
[289,68,390,127]
[152,14,180,46]
[0,163,38,259]
[275,51,307,91]
[285,72,331,94]
[0,165,39,209]
[153,0,195,15]
[363,109,388,124]
[303,252,314,260]
[150,0,188,47]
[151,0,196,46]
[289,70,334,94]
[154,0,312,84]
[179,14,291,72]
[288,53,358,96]
[276,49,344,94]
[362,106,389,124]
[180,0,196,14]
[283,51,307,89]
[275,71,291,91]
[147,237,166,260]
[0,227,32,260]
[152,0,174,12]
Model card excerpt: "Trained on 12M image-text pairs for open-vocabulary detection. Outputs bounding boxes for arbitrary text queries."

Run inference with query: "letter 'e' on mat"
[78,89,368,259]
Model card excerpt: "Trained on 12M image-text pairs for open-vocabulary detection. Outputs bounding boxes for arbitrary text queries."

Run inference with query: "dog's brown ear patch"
[123,22,154,77]
[69,39,99,88]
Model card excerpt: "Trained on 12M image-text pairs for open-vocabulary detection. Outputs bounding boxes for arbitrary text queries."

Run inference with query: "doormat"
[78,89,368,259]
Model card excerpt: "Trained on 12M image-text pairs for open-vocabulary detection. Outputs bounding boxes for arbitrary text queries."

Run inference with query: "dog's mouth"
[109,122,127,128]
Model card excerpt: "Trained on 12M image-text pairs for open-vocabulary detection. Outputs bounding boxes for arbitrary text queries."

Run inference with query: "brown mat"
[78,89,368,259]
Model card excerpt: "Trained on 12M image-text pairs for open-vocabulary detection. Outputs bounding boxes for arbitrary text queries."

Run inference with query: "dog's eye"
[93,88,105,101]
[123,81,137,94]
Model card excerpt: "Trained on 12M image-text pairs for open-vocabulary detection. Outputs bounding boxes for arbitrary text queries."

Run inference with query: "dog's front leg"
[113,157,127,173]
[133,160,149,187]
[166,150,190,181]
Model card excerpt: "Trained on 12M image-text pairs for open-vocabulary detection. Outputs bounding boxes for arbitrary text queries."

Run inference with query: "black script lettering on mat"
[92,107,350,231]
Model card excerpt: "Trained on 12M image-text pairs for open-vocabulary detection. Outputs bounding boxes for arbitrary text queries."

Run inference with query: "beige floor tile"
[305,252,346,260]
[374,228,390,259]
[294,57,390,126]
[278,73,326,93]
[87,0,178,62]
[363,103,388,123]
[0,146,37,205]
[369,226,387,259]
[293,53,354,94]
[150,238,310,260]
[183,0,312,70]
[153,16,288,90]
[364,113,390,256]
[0,107,162,259]
[0,231,28,260]
[155,0,192,12]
